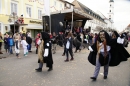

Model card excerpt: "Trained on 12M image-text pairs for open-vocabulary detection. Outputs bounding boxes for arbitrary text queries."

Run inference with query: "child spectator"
[7,35,14,54]
[21,36,28,56]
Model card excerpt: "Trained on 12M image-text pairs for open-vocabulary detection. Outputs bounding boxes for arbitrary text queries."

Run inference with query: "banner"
[43,0,50,16]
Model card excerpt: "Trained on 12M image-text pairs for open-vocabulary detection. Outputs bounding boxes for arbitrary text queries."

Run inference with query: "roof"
[59,0,75,6]
[74,0,105,23]
[109,0,114,2]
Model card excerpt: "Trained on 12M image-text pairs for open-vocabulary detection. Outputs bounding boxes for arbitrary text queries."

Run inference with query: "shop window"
[11,2,18,14]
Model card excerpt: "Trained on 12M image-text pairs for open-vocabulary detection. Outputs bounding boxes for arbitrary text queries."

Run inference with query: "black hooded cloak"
[38,32,53,68]
[88,30,129,66]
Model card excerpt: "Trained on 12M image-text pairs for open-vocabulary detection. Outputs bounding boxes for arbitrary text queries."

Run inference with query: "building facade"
[0,0,44,38]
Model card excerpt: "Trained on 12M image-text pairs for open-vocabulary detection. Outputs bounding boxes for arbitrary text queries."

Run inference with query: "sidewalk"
[0,42,36,59]
[0,43,63,59]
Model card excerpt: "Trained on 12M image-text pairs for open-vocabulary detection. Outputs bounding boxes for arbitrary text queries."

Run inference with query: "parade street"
[0,45,130,86]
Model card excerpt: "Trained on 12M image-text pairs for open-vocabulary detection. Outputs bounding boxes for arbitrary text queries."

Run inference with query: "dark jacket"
[4,37,8,44]
[66,37,73,49]
[26,36,32,45]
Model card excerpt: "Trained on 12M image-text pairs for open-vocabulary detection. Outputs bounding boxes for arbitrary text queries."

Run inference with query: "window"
[110,10,111,12]
[65,3,71,9]
[38,10,42,19]
[60,3,62,8]
[0,23,1,31]
[26,6,31,17]
[110,4,111,7]
[11,2,17,14]
[54,1,56,6]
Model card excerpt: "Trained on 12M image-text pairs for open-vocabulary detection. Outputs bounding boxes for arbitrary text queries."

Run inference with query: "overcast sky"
[66,0,130,32]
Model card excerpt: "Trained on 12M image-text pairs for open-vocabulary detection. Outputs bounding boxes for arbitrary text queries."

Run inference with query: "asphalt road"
[0,45,130,86]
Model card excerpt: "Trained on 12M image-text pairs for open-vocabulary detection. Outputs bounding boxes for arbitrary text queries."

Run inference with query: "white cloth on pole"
[43,0,50,16]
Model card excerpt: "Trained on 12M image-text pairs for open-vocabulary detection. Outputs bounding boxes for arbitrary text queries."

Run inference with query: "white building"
[97,11,113,31]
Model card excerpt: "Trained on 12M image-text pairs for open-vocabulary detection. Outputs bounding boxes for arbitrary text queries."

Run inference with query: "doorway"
[10,25,19,34]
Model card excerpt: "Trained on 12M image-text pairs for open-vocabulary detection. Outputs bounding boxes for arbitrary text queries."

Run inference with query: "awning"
[63,9,93,21]
[73,9,93,20]
[49,9,93,21]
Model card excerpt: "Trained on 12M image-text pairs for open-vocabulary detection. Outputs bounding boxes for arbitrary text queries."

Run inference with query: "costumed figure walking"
[88,30,130,81]
[35,32,53,72]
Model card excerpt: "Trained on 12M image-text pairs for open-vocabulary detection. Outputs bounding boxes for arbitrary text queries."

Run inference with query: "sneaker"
[24,54,27,56]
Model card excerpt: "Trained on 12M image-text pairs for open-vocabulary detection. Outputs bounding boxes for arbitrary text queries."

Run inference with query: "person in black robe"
[88,30,129,81]
[26,36,32,52]
[35,32,53,72]
[73,35,81,53]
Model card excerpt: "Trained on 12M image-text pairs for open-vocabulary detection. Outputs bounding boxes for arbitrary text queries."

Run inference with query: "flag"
[43,0,50,16]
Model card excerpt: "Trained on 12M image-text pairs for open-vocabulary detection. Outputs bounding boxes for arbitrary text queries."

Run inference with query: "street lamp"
[8,12,18,34]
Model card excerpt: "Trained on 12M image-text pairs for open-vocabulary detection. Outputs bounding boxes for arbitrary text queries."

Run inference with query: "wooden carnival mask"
[99,32,105,42]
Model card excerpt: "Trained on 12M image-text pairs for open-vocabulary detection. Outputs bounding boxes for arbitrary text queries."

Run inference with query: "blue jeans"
[9,45,13,54]
[27,44,31,51]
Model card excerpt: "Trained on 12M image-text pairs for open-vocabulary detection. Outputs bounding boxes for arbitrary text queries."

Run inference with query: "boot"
[35,68,42,72]
[64,58,69,62]
[70,58,74,61]
[48,68,53,71]
[90,77,96,81]
[104,76,107,79]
